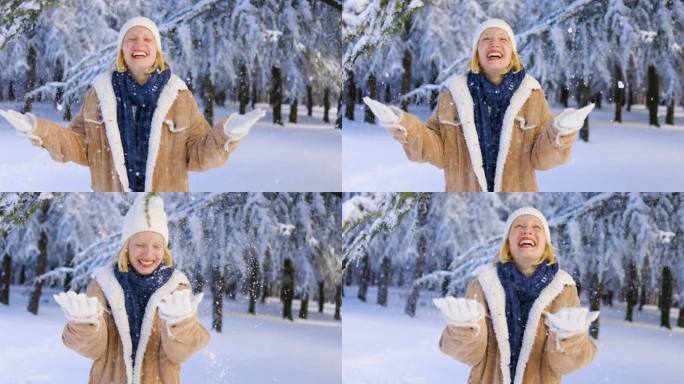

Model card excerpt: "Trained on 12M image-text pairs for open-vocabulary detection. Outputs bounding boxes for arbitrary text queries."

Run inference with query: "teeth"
[132,52,147,57]
[487,53,502,58]
[519,239,535,246]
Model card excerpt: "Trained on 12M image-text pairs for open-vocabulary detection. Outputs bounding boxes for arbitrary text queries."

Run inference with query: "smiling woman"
[433,206,598,384]
[0,16,265,192]
[362,18,596,192]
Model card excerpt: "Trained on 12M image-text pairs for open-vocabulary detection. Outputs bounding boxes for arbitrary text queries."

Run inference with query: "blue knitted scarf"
[112,69,171,192]
[466,68,526,191]
[113,263,174,365]
[496,260,558,380]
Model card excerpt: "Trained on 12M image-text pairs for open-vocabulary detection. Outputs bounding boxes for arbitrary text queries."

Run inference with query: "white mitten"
[553,103,595,135]
[545,307,599,339]
[223,108,266,147]
[433,297,485,331]
[158,290,203,325]
[53,291,103,326]
[362,97,407,141]
[0,109,41,145]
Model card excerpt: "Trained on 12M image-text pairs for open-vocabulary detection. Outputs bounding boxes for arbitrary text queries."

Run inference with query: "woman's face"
[477,27,513,77]
[122,26,157,74]
[507,214,546,267]
[127,231,164,275]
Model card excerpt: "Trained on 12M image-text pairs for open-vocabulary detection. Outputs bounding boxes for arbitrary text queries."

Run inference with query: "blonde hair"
[497,238,558,266]
[470,49,523,74]
[116,239,173,272]
[115,48,167,73]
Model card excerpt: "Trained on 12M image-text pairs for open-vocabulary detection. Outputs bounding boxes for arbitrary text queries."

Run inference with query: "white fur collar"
[445,74,542,192]
[92,266,190,384]
[476,264,575,384]
[91,72,188,192]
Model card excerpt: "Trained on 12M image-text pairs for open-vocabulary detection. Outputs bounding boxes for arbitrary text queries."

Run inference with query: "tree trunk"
[289,97,298,124]
[647,65,660,127]
[336,96,342,129]
[323,88,331,123]
[357,251,370,302]
[261,248,272,304]
[318,281,325,313]
[384,83,391,103]
[677,302,684,328]
[22,45,37,113]
[660,266,672,329]
[306,85,313,116]
[271,66,283,125]
[588,273,602,339]
[63,96,72,121]
[377,256,390,306]
[666,99,675,125]
[334,284,342,321]
[560,84,569,108]
[345,70,356,121]
[364,73,377,123]
[27,231,48,315]
[0,253,11,305]
[8,81,15,101]
[400,48,412,112]
[203,73,215,126]
[578,79,591,143]
[299,292,309,319]
[238,62,249,114]
[404,234,426,317]
[625,263,638,322]
[614,65,624,123]
[247,252,260,315]
[0,78,3,101]
[211,266,225,332]
[54,59,64,110]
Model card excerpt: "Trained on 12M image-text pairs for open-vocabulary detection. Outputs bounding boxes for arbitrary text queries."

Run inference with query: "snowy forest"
[0,192,343,332]
[343,0,684,129]
[0,0,342,126]
[342,192,684,337]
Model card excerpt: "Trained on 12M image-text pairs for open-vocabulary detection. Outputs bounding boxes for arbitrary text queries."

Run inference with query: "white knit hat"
[472,18,517,54]
[117,16,162,54]
[121,194,169,246]
[502,207,551,244]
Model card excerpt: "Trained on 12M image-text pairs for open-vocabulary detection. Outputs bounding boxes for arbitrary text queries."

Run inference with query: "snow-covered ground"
[343,103,684,191]
[0,285,341,384]
[0,101,340,192]
[342,286,684,384]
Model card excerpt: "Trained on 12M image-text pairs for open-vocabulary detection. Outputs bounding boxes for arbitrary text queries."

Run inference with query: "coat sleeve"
[530,90,577,170]
[178,91,239,172]
[544,285,597,375]
[159,313,210,364]
[438,279,488,366]
[61,281,109,360]
[399,90,448,169]
[32,89,93,166]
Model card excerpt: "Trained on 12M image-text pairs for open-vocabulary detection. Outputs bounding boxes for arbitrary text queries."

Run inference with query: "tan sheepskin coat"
[61,267,210,384]
[398,74,578,192]
[439,264,596,384]
[32,72,239,191]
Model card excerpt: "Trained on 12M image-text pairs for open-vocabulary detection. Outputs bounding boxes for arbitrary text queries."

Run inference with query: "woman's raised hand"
[53,291,103,325]
[223,108,266,145]
[544,307,599,339]
[158,289,203,324]
[0,109,42,145]
[362,97,407,141]
[553,103,595,135]
[433,297,485,329]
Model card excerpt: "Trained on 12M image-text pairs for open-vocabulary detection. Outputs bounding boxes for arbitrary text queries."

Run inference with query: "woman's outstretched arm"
[31,89,96,166]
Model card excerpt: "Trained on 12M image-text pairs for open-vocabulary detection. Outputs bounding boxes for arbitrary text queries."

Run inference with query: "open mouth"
[518,237,536,248]
[486,50,503,61]
[137,258,156,267]
[131,50,148,59]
